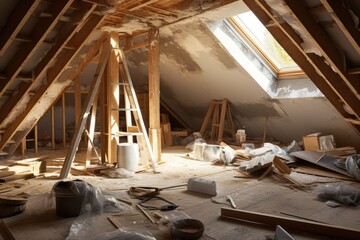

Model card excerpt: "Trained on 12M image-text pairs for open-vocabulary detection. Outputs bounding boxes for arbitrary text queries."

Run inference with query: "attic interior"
[1,0,360,239]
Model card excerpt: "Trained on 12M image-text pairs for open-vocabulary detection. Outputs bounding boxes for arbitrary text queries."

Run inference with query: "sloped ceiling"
[0,0,360,154]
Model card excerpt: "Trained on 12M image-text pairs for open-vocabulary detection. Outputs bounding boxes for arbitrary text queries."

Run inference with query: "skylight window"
[229,11,303,77]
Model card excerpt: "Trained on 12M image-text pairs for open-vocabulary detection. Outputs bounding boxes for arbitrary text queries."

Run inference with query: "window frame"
[227,16,305,79]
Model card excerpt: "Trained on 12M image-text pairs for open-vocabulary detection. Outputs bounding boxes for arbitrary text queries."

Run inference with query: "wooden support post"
[62,93,66,148]
[106,32,120,164]
[60,42,111,179]
[74,76,81,128]
[100,74,108,164]
[21,138,26,156]
[148,28,161,163]
[51,105,55,148]
[85,91,100,166]
[34,124,38,153]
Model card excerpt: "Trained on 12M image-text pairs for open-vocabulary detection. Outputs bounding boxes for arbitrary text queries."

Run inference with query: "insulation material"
[264,0,322,56]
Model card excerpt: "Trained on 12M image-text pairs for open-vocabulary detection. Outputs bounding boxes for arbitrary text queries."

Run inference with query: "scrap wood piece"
[0,171,15,178]
[273,156,291,174]
[0,173,35,183]
[272,168,308,190]
[292,166,354,181]
[220,208,360,240]
[0,219,15,240]
[291,151,352,177]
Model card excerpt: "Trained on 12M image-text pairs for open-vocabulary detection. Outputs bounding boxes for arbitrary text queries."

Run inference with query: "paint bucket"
[117,143,139,171]
[53,180,85,218]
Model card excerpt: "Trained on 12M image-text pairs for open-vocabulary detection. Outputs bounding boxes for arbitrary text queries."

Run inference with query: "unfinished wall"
[126,1,360,150]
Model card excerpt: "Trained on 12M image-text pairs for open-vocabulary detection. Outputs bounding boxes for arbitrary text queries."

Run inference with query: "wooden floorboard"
[1,147,360,240]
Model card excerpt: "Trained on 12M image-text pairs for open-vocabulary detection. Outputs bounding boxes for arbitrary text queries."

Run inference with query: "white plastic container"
[117,143,139,171]
[236,129,246,145]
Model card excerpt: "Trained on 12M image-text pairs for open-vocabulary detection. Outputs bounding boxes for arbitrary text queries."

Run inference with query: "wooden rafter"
[129,0,160,11]
[0,0,41,56]
[0,0,74,99]
[243,0,360,133]
[0,14,105,152]
[320,0,360,56]
[282,0,360,96]
[0,2,96,129]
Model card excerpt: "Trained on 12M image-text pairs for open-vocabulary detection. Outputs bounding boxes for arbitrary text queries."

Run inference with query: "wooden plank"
[0,0,41,56]
[283,0,360,94]
[148,28,161,163]
[85,88,100,166]
[244,0,360,134]
[291,151,352,177]
[320,0,360,55]
[0,0,74,98]
[161,122,173,147]
[74,77,82,128]
[51,106,55,148]
[221,208,360,239]
[62,94,66,148]
[200,101,215,136]
[0,173,35,183]
[60,41,111,179]
[107,32,120,164]
[0,219,15,240]
[0,2,95,128]
[118,48,157,171]
[0,14,105,153]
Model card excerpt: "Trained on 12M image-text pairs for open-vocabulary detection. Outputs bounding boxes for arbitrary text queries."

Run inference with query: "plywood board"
[290,151,352,177]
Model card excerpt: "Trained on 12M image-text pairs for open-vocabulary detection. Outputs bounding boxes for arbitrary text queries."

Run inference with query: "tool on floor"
[129,177,217,198]
[139,196,178,211]
[129,184,187,198]
[211,195,236,208]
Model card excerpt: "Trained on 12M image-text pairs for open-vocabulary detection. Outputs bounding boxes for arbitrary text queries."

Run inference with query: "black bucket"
[54,180,85,218]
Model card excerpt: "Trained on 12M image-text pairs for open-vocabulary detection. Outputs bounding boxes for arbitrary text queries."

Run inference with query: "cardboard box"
[303,133,321,150]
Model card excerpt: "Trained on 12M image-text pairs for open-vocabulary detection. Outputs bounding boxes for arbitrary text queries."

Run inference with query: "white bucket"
[117,143,139,171]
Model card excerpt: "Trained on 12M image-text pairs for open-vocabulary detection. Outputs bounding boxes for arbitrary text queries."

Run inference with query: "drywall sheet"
[291,151,352,177]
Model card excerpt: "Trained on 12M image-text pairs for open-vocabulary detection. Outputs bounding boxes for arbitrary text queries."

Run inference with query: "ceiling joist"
[0,0,41,56]
[0,0,74,99]
[244,0,360,133]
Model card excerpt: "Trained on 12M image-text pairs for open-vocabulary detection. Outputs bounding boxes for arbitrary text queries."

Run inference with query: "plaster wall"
[126,5,360,150]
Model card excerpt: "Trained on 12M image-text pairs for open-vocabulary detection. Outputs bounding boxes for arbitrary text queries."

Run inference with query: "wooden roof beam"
[0,0,41,56]
[244,0,360,131]
[0,2,96,129]
[0,0,74,99]
[129,0,160,11]
[282,0,360,96]
[0,14,104,152]
[320,0,360,55]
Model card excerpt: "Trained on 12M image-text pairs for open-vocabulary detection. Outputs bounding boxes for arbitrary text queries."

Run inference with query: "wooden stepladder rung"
[116,48,157,172]
[200,98,236,143]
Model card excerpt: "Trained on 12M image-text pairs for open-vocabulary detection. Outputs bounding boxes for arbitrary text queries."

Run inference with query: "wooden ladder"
[115,48,157,172]
[200,99,236,143]
[60,40,157,178]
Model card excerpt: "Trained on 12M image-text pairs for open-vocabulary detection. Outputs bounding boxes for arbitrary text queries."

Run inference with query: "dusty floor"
[2,146,360,240]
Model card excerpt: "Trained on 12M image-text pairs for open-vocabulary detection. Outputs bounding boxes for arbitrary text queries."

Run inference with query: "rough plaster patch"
[160,35,202,73]
[126,48,148,67]
[232,103,280,118]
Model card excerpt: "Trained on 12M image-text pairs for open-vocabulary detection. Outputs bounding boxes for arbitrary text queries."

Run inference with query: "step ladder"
[60,40,157,178]
[199,99,236,143]
[113,48,156,171]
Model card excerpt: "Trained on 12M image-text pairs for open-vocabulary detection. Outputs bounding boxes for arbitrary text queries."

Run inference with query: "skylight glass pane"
[234,11,297,71]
